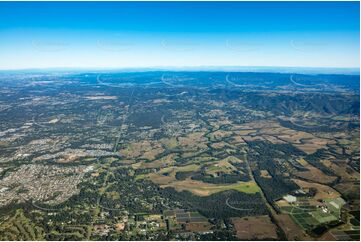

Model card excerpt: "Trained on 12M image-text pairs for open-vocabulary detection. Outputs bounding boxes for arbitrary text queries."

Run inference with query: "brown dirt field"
[278,132,314,144]
[209,130,233,140]
[295,136,335,154]
[210,141,229,149]
[160,137,178,149]
[115,223,125,231]
[160,179,218,196]
[321,159,360,182]
[260,169,272,178]
[120,140,165,160]
[242,135,265,142]
[261,127,290,135]
[224,120,335,155]
[178,132,208,150]
[185,222,212,232]
[297,158,308,166]
[294,159,337,184]
[235,120,332,154]
[148,164,200,185]
[141,147,165,160]
[231,216,278,240]
[294,168,336,184]
[148,173,176,185]
[275,199,289,207]
[55,151,90,163]
[229,135,246,144]
[133,154,176,170]
[294,143,321,154]
[313,138,337,146]
[294,139,330,154]
[235,120,279,130]
[160,179,259,196]
[222,156,243,163]
[205,160,236,176]
[262,135,287,144]
[274,214,311,240]
[91,172,100,177]
[120,141,151,158]
[319,231,337,241]
[131,162,142,169]
[292,179,341,200]
[232,130,255,136]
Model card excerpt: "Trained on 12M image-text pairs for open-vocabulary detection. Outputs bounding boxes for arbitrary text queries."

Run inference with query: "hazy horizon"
[0,65,359,76]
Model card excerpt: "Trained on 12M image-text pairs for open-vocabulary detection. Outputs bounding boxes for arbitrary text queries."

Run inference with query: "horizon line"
[0,65,359,75]
[0,65,359,71]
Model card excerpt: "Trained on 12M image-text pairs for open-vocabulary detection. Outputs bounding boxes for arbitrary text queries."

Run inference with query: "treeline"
[279,119,340,133]
[160,188,267,219]
[305,149,336,176]
[254,174,299,202]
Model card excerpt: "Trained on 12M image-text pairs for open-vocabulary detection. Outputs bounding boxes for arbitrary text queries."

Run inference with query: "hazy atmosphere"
[0,1,359,69]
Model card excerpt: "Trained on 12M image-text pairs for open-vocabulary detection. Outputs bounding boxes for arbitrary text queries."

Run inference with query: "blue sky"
[0,1,359,70]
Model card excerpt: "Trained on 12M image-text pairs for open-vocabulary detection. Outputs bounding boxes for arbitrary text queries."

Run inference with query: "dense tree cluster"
[248,141,301,201]
[160,188,267,218]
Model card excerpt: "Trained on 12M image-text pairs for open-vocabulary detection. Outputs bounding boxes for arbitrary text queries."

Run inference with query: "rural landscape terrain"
[0,71,359,240]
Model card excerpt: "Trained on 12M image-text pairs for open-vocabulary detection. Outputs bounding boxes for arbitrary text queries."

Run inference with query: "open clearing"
[231,215,278,240]
[161,179,260,196]
[292,179,341,200]
[294,158,337,184]
[274,214,311,240]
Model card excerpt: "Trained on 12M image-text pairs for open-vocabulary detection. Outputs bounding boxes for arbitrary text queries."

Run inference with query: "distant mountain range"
[0,66,359,75]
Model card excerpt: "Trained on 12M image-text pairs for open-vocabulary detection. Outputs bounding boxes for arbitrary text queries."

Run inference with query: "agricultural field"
[231,216,278,240]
